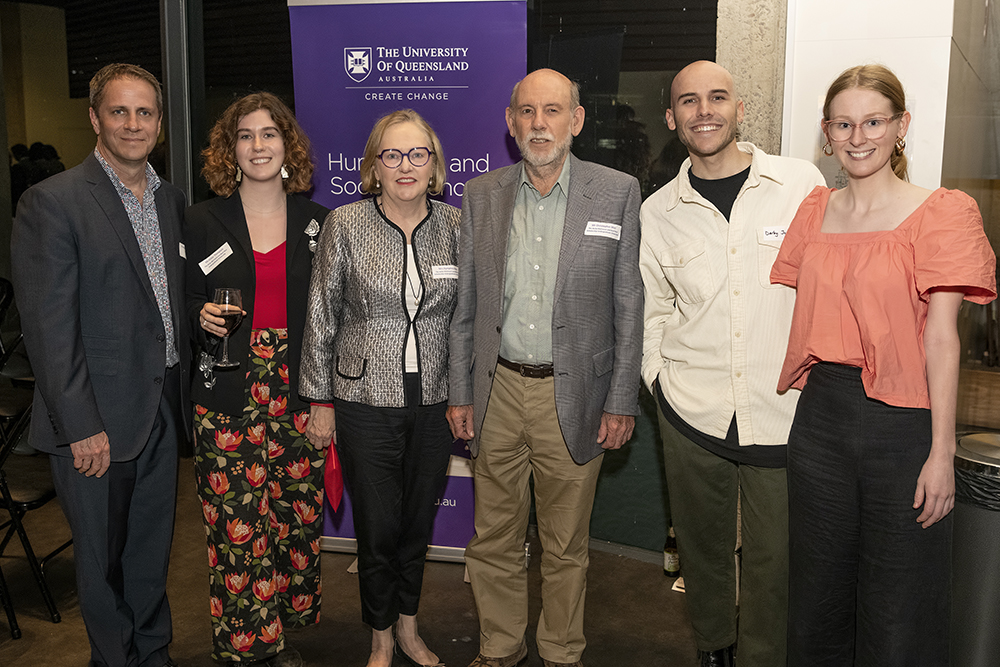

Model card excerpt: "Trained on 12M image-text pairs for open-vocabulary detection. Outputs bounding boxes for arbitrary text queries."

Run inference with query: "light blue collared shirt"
[499,159,571,364]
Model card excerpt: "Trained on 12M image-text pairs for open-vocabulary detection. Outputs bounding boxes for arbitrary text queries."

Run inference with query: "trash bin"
[951,433,1000,667]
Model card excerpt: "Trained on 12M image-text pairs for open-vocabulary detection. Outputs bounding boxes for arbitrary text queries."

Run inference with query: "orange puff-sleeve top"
[770,186,996,409]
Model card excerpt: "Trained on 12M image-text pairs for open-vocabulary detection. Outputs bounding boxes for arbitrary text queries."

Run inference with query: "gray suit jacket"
[11,153,190,461]
[449,154,643,464]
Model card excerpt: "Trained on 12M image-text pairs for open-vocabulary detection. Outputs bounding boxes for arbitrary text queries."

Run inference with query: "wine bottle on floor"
[663,527,680,577]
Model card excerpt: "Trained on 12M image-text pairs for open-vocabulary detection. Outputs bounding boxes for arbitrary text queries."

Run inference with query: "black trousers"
[50,365,182,667]
[786,363,951,667]
[334,374,453,630]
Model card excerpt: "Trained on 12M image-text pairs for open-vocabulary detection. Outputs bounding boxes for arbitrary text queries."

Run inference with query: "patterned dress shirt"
[95,149,179,367]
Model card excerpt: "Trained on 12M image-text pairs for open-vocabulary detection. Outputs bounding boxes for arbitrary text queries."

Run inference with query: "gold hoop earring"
[894,137,906,155]
[822,141,833,157]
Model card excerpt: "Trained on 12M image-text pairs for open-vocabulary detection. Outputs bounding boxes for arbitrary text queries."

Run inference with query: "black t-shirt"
[689,164,750,222]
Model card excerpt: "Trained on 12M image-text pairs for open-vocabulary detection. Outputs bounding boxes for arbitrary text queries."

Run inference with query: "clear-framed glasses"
[824,113,903,142]
[377,147,433,168]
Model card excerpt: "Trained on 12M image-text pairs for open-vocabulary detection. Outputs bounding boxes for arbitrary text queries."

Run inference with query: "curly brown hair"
[202,92,315,197]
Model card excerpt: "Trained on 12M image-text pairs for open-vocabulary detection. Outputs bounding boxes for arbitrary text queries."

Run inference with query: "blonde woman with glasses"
[300,109,459,667]
[771,64,996,666]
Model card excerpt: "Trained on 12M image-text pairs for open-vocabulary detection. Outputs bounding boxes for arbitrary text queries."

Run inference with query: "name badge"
[762,226,787,242]
[585,221,621,240]
[432,264,459,279]
[199,242,234,275]
[179,242,187,259]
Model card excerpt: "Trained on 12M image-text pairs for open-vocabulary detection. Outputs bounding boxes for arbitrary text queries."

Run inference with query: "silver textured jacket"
[299,198,461,407]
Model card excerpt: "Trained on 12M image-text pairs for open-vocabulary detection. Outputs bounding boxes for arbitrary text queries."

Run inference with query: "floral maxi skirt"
[194,328,324,662]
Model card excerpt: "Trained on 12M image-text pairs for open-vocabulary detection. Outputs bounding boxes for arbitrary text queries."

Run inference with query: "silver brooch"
[305,218,320,253]
[199,351,216,389]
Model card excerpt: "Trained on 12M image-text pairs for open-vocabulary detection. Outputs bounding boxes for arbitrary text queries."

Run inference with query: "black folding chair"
[0,278,33,389]
[0,278,70,639]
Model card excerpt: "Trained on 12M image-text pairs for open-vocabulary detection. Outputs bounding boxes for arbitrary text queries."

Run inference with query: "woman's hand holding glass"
[199,302,240,338]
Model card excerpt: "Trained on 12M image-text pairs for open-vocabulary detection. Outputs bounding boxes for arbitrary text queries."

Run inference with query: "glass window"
[190,0,297,203]
[530,0,717,199]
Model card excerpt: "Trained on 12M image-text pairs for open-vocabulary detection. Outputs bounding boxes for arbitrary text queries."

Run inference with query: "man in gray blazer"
[448,68,642,667]
[11,64,187,667]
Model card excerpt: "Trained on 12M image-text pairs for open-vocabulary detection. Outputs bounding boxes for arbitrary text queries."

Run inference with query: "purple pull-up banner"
[288,0,526,559]
[288,0,527,212]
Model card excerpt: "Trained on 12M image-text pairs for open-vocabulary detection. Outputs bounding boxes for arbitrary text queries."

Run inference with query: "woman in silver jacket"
[299,109,459,667]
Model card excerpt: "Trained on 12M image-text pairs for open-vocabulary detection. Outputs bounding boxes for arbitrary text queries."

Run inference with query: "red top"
[252,242,287,329]
[771,187,996,409]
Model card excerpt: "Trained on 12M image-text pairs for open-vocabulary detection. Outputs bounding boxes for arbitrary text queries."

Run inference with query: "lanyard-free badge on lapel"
[199,242,234,275]
[584,221,621,241]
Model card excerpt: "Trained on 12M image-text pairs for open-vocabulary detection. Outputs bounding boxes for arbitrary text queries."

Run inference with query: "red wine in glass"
[213,288,242,369]
[219,305,243,334]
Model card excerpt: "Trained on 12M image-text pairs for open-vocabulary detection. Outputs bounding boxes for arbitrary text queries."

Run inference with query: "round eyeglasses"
[824,113,903,142]
[377,147,433,169]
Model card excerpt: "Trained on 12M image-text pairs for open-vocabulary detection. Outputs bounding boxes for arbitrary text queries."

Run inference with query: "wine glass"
[213,288,243,369]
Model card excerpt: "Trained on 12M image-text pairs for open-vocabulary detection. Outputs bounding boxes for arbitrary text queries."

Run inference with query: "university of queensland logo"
[344,47,372,83]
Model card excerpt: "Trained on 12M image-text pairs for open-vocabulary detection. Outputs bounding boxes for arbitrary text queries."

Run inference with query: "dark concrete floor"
[0,455,697,666]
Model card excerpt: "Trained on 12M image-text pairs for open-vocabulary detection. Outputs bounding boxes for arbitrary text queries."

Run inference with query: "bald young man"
[639,61,824,667]
[448,68,642,667]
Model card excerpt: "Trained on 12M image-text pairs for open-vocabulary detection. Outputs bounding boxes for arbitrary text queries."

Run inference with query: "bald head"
[510,68,580,111]
[665,60,746,174]
[670,61,737,110]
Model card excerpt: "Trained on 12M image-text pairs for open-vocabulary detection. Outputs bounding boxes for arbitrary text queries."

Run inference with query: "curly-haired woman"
[185,92,331,667]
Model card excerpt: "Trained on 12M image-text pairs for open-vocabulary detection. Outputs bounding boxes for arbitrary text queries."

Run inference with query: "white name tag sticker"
[762,226,787,241]
[432,264,459,279]
[179,242,186,259]
[585,221,621,240]
[199,242,234,275]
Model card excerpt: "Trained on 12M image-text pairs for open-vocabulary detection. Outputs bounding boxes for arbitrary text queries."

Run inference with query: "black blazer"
[184,191,330,415]
[11,153,191,460]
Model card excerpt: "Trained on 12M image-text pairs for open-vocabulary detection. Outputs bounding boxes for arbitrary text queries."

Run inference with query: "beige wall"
[716,0,787,156]
[2,3,92,169]
[1,2,25,147]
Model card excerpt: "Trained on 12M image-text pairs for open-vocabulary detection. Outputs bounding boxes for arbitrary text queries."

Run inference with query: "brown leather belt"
[497,356,554,378]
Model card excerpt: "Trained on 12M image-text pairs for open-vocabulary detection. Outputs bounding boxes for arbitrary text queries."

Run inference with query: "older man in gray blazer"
[447,68,642,667]
[12,64,187,667]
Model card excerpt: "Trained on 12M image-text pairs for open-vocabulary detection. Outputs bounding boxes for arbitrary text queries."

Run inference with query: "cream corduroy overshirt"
[639,142,825,446]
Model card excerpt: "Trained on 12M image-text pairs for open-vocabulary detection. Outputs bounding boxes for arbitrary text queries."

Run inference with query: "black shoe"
[268,647,304,667]
[698,644,735,667]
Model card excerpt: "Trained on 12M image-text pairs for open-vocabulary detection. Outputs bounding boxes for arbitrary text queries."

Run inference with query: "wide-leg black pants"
[787,363,950,667]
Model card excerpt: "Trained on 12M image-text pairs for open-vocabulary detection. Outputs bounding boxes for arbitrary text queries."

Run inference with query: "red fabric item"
[324,444,344,512]
[252,242,287,328]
